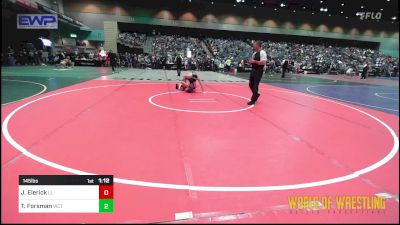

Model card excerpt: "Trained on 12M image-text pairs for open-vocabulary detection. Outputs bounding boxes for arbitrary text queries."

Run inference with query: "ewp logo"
[17,14,58,29]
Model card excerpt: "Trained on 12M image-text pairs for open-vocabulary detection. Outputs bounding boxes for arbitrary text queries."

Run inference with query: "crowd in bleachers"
[117,32,146,48]
[261,41,399,76]
[151,34,211,70]
[205,37,398,76]
[204,38,253,69]
[3,32,399,77]
[148,33,398,76]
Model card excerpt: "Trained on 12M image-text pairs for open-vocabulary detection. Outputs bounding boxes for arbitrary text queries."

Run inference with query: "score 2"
[99,185,113,213]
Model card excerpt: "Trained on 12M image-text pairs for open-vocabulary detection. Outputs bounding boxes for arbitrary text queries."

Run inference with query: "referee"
[248,41,267,105]
[176,54,183,76]
[108,50,117,73]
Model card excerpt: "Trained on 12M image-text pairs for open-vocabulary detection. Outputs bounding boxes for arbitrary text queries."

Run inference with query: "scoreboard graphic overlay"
[19,175,113,213]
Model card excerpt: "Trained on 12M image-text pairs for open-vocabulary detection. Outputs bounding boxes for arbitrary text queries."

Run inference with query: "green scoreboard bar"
[19,175,114,213]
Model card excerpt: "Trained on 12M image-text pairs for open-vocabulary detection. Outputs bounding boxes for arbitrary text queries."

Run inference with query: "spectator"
[282,59,289,78]
[42,50,48,64]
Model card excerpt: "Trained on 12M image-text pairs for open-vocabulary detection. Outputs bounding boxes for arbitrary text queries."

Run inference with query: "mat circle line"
[1,79,47,106]
[149,91,254,113]
[374,93,399,101]
[306,85,399,112]
[2,83,398,191]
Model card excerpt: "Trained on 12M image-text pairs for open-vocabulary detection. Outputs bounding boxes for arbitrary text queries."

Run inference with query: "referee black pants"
[111,62,116,72]
[282,67,287,78]
[361,71,367,79]
[177,65,181,76]
[249,69,263,102]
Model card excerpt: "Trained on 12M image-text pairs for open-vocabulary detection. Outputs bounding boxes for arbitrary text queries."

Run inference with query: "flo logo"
[357,12,382,20]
